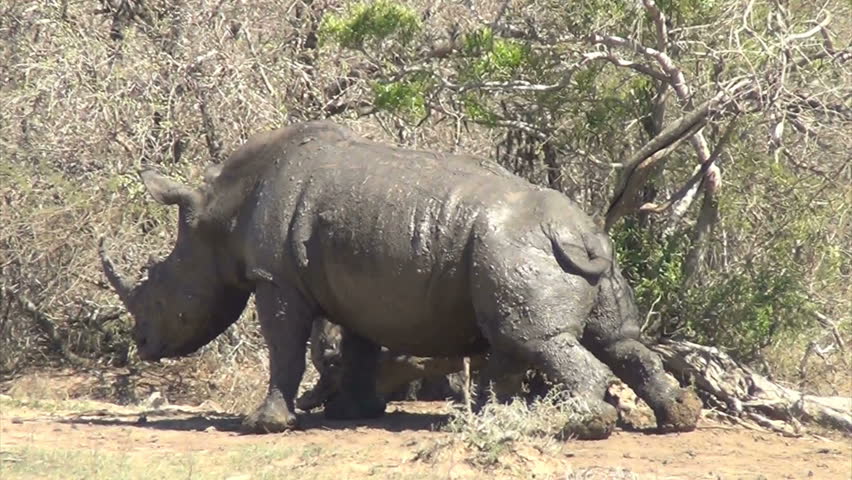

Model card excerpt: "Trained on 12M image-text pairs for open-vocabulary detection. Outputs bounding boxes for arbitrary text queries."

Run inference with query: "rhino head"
[100,169,251,361]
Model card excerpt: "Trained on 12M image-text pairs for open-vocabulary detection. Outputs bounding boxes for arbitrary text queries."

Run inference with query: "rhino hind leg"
[590,337,701,433]
[471,252,620,438]
[523,333,619,440]
[475,320,618,439]
[323,328,387,421]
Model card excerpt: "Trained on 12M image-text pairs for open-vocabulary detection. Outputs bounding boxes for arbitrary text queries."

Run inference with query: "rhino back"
[230,122,592,356]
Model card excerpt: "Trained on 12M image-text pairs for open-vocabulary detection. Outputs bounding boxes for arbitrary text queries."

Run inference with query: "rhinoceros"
[100,120,700,439]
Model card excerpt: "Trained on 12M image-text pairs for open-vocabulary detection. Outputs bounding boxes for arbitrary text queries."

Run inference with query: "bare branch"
[480,118,547,140]
[582,51,669,83]
[682,187,718,286]
[641,116,739,214]
[604,94,726,230]
[813,311,847,358]
[785,13,832,43]
[642,0,669,53]
[587,24,725,237]
[1,285,89,367]
[587,33,690,103]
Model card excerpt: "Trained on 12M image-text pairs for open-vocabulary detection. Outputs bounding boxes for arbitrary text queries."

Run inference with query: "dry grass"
[441,389,597,468]
[0,395,639,480]
[2,443,303,480]
[0,444,642,480]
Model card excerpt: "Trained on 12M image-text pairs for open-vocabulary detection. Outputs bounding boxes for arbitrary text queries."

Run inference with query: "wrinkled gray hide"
[101,120,700,439]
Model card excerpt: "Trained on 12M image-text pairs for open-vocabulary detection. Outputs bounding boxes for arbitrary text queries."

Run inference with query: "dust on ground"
[0,371,850,480]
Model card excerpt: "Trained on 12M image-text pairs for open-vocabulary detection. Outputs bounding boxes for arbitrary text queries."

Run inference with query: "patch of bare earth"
[1,391,850,480]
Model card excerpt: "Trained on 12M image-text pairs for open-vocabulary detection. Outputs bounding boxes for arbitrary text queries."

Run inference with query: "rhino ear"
[139,168,202,210]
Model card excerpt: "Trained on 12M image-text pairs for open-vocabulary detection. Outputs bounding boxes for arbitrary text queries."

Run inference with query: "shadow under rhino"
[58,408,447,434]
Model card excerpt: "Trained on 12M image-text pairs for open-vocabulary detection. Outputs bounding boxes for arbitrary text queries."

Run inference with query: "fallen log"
[651,339,852,435]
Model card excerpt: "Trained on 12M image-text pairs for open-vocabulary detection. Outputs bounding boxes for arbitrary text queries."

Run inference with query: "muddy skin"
[101,120,699,439]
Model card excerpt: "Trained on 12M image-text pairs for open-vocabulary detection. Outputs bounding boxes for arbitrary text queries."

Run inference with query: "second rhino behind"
[100,120,701,439]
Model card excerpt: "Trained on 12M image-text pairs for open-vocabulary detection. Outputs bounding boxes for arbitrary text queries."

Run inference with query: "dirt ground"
[1,392,850,480]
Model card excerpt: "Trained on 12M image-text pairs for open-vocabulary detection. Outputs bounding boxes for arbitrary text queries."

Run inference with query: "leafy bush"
[613,142,848,361]
[461,28,532,81]
[372,77,429,118]
[319,0,421,49]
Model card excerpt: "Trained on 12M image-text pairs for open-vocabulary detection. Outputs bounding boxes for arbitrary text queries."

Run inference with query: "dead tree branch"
[604,92,730,231]
[653,339,852,434]
[640,116,739,214]
[587,0,725,237]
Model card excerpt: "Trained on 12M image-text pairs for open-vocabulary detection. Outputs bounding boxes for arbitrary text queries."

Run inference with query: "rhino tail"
[547,228,612,278]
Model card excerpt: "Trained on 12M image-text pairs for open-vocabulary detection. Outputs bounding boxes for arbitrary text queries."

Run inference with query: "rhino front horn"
[99,237,134,300]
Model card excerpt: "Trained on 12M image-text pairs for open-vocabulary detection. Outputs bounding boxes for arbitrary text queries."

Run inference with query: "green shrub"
[460,28,532,82]
[320,0,421,49]
[612,143,847,361]
[372,78,428,118]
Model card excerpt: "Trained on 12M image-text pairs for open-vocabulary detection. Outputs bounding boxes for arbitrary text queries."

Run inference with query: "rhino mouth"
[136,336,200,361]
[137,317,233,361]
[134,328,168,362]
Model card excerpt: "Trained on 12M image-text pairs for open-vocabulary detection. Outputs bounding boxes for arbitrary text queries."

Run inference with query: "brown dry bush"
[0,0,342,405]
[0,0,494,407]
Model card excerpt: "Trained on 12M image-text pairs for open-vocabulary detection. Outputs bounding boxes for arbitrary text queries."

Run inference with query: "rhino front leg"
[323,328,387,420]
[242,282,313,433]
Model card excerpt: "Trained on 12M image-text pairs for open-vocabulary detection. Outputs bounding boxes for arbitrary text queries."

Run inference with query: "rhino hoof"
[324,393,386,421]
[242,399,299,434]
[655,388,702,433]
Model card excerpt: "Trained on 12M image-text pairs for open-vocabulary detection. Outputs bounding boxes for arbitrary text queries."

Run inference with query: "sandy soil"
[1,396,849,480]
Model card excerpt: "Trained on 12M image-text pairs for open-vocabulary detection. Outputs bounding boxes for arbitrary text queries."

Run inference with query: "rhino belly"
[316,263,484,357]
[341,305,484,357]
